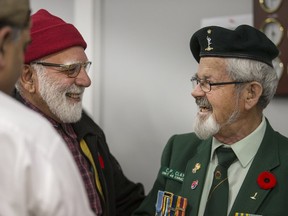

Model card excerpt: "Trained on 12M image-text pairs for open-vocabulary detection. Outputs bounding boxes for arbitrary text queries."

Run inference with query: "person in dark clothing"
[14,9,145,216]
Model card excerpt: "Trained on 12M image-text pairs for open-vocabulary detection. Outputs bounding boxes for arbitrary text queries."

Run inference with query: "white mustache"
[65,85,84,95]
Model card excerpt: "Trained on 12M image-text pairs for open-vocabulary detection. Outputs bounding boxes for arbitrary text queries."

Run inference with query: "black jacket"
[72,112,145,216]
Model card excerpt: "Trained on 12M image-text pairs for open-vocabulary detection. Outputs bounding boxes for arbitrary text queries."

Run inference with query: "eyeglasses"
[190,76,249,93]
[31,61,92,78]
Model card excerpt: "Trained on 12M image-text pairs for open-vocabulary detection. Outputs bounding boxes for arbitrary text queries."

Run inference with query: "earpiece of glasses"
[31,61,92,78]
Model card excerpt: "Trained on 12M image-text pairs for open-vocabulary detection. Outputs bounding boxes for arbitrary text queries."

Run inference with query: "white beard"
[37,72,84,123]
[194,113,220,140]
[193,99,240,140]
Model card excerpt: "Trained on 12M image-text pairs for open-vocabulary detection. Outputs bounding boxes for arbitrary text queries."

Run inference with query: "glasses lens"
[65,64,80,77]
[191,77,198,88]
[201,81,210,92]
[84,62,91,73]
[67,62,92,77]
[190,77,210,92]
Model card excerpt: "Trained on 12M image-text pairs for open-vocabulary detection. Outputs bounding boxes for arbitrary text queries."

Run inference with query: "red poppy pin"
[257,171,277,190]
[98,154,105,169]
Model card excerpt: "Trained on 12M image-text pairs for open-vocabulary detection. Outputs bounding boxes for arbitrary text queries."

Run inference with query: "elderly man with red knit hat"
[14,9,145,216]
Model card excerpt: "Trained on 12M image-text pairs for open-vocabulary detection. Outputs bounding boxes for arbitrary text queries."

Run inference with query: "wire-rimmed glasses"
[190,76,249,93]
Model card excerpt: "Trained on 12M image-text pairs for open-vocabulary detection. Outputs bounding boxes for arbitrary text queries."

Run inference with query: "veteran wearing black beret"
[133,25,288,216]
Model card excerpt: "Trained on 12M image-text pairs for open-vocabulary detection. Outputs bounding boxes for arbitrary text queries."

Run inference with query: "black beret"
[190,25,279,67]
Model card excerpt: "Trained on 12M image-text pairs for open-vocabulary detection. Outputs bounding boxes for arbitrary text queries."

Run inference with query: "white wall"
[30,0,288,193]
[30,0,74,23]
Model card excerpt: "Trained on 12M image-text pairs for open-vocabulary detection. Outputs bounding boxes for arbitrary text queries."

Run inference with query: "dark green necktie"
[204,147,237,216]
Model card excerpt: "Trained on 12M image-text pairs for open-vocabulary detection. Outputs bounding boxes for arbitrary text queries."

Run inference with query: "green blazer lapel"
[229,121,280,216]
[181,138,212,216]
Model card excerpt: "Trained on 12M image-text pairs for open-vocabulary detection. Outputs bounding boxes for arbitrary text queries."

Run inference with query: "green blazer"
[133,119,288,216]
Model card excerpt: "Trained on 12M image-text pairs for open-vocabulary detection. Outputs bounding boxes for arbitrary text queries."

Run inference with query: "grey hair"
[15,63,46,94]
[225,58,278,109]
[30,63,46,75]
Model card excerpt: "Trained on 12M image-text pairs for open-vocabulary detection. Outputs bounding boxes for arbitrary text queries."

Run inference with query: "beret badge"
[205,29,213,52]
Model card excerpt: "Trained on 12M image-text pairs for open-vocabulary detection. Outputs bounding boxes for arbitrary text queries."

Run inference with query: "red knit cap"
[25,9,87,64]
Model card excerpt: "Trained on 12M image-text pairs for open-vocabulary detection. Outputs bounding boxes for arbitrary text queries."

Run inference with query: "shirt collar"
[211,116,266,167]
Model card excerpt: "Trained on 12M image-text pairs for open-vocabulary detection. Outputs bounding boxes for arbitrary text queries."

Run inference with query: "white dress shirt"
[0,92,94,216]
